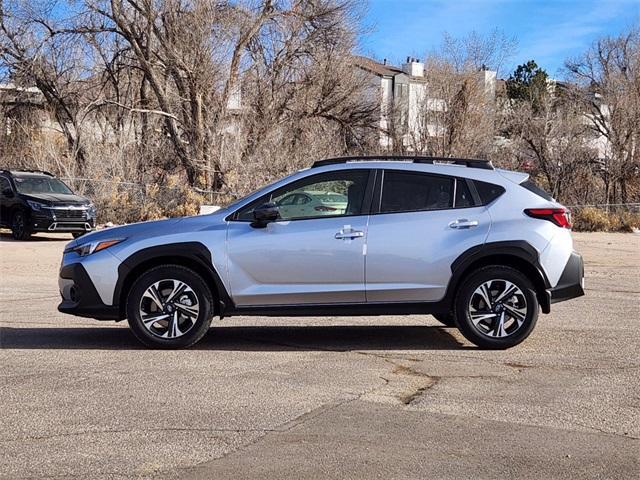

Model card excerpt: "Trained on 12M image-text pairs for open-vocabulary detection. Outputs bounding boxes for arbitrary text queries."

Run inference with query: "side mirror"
[251,202,279,228]
[2,188,13,198]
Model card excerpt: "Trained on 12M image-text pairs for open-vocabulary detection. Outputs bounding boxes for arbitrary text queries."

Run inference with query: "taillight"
[314,205,337,212]
[524,208,571,228]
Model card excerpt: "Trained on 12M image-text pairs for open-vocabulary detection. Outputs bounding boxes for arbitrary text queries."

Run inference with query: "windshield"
[14,176,74,195]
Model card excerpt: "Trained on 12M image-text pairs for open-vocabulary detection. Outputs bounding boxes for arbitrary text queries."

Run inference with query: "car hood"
[64,209,230,249]
[21,193,90,205]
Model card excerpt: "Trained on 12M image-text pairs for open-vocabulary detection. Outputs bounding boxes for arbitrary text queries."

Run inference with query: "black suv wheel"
[126,265,214,348]
[454,265,539,349]
[11,211,32,240]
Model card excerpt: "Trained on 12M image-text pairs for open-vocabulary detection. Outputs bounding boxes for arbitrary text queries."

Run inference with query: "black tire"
[433,312,456,327]
[11,211,32,240]
[72,232,85,239]
[126,265,214,349]
[454,265,539,349]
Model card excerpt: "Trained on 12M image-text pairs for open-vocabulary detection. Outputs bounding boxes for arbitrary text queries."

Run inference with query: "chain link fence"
[60,177,241,224]
[62,177,240,205]
[60,177,640,230]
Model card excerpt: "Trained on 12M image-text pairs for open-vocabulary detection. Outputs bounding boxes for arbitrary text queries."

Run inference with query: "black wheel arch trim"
[114,242,233,319]
[445,240,552,314]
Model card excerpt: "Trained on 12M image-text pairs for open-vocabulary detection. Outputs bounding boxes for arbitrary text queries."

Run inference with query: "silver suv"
[58,157,585,349]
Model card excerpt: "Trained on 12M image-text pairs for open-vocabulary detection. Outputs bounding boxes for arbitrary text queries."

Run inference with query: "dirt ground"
[0,231,638,479]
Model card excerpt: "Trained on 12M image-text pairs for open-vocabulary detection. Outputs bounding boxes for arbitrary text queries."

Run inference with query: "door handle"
[449,219,479,229]
[335,225,364,240]
[335,231,364,239]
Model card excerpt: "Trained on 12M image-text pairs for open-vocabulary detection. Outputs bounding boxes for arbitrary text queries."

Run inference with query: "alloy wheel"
[468,279,528,338]
[12,213,24,238]
[139,279,200,339]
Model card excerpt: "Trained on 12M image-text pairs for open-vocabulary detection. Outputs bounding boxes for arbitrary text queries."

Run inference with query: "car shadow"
[0,231,70,242]
[0,324,467,351]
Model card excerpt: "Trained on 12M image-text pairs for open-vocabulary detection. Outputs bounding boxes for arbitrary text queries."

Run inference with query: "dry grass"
[572,207,640,232]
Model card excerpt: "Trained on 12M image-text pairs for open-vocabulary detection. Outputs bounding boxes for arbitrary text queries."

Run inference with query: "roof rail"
[1,168,55,176]
[311,155,494,170]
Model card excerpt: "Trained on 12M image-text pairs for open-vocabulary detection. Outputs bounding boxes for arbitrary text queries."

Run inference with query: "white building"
[354,56,497,150]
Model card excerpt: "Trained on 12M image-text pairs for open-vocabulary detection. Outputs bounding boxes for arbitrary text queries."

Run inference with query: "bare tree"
[501,81,597,201]
[392,31,514,158]
[1,0,379,212]
[565,27,640,205]
[0,0,99,173]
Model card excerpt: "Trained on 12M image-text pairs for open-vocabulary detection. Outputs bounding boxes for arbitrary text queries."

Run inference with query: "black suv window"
[380,171,453,213]
[0,176,11,194]
[13,176,73,195]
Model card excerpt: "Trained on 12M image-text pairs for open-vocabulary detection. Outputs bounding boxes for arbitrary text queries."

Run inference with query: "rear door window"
[454,179,474,208]
[380,171,454,213]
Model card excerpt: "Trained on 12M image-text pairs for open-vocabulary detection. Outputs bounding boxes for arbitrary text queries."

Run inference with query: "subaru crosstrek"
[57,157,584,349]
[1,169,96,240]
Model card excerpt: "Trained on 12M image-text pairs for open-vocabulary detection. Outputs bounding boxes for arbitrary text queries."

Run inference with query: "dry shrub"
[96,176,205,225]
[572,207,611,231]
[572,207,640,232]
[609,211,640,233]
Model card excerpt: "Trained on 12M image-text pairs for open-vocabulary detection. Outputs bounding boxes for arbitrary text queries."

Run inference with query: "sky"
[359,0,640,78]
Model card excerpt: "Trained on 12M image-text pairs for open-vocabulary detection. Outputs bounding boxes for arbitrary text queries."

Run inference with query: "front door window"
[235,170,370,221]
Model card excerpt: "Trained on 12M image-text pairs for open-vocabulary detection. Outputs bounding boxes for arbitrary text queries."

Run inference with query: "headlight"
[71,238,125,257]
[87,203,97,217]
[27,200,46,211]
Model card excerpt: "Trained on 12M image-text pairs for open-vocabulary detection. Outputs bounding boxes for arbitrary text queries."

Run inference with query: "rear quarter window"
[473,180,505,205]
[520,179,554,201]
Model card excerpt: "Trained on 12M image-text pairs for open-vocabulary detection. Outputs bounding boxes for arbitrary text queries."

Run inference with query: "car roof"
[1,169,55,178]
[311,155,494,170]
[305,159,504,182]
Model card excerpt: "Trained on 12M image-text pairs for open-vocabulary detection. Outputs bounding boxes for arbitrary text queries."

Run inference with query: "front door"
[0,176,14,226]
[226,169,372,306]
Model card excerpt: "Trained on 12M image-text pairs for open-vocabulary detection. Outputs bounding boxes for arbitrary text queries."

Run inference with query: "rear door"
[365,169,491,302]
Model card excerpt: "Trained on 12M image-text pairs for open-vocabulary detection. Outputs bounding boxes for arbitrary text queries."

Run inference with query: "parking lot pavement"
[1,231,638,479]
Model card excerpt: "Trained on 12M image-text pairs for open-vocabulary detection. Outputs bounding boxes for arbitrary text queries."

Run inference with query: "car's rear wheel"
[454,266,539,349]
[126,265,214,348]
[11,211,32,240]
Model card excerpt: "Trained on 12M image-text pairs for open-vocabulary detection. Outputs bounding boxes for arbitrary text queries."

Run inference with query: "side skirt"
[222,301,450,318]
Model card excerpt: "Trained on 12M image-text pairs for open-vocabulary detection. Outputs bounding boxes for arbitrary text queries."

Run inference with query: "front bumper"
[58,263,121,320]
[31,214,95,233]
[548,251,585,304]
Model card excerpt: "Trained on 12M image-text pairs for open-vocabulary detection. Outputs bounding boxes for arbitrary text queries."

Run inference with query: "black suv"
[0,169,96,240]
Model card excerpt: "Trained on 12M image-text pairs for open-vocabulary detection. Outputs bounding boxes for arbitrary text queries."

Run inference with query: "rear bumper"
[58,263,121,320]
[548,251,585,304]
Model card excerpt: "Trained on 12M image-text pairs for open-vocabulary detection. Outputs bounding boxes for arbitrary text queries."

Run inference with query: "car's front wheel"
[11,211,32,240]
[126,265,214,348]
[454,266,539,349]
